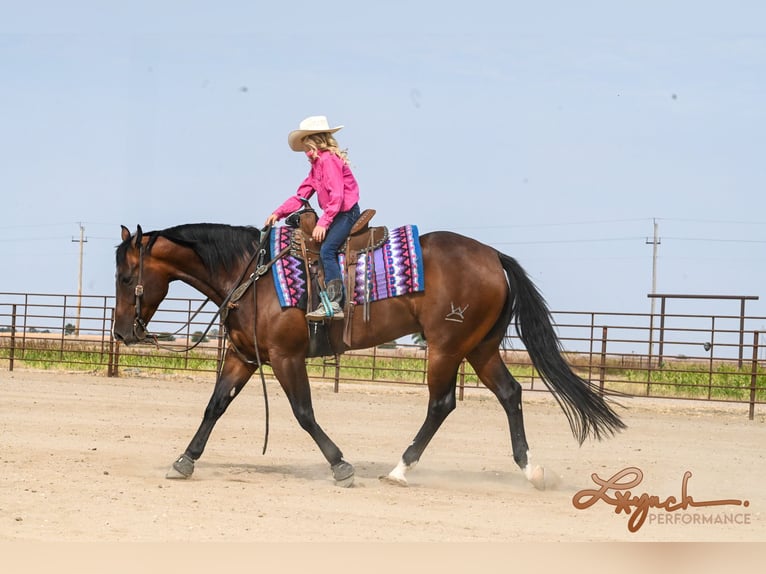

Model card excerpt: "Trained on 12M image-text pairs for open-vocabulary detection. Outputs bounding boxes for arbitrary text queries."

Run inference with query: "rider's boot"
[306,279,345,321]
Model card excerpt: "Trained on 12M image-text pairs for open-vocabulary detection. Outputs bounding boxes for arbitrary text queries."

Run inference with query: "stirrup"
[330,304,344,319]
[306,307,329,321]
[306,292,344,321]
[306,307,344,321]
[307,291,331,320]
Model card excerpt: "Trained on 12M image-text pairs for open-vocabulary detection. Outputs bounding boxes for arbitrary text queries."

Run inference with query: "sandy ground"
[1,368,764,543]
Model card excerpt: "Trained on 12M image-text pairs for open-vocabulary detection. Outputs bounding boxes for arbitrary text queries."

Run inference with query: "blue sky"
[1,1,765,321]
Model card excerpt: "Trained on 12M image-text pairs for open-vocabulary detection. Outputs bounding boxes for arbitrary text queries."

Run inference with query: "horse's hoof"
[525,464,559,491]
[379,474,408,487]
[166,453,194,479]
[528,465,546,490]
[331,461,355,487]
[335,475,355,488]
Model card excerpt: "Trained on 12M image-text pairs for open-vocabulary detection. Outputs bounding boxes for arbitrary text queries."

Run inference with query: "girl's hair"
[303,133,350,165]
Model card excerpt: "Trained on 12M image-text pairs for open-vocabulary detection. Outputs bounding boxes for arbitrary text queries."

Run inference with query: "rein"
[130,225,291,455]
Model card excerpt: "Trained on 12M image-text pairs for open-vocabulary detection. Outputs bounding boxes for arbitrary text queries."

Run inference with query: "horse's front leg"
[165,352,255,479]
[271,356,355,487]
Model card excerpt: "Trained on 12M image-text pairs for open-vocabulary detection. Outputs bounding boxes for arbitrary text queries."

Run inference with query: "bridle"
[128,226,290,354]
[132,241,150,342]
[125,223,293,455]
[130,243,213,349]
[127,201,313,349]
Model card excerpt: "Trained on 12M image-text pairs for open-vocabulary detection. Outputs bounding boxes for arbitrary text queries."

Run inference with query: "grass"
[1,339,763,404]
[613,360,765,402]
[0,338,219,375]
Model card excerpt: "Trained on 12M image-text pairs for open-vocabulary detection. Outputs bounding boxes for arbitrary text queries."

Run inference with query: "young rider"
[265,116,361,320]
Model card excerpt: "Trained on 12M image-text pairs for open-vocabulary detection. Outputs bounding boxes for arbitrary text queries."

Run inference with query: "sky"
[1,1,765,325]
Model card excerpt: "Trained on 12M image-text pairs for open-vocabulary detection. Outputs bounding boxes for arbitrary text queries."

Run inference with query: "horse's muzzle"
[112,321,148,346]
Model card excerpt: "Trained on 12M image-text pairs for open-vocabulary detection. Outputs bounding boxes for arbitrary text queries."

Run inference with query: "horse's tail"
[498,252,626,444]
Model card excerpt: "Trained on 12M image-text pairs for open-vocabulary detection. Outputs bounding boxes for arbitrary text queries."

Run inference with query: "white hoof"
[527,465,546,490]
[379,473,409,487]
[524,464,560,490]
[380,459,414,486]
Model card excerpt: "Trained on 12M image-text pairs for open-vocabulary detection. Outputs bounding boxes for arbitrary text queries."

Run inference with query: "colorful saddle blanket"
[270,225,425,309]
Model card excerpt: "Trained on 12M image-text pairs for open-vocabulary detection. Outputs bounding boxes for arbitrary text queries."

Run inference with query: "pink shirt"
[274,150,360,228]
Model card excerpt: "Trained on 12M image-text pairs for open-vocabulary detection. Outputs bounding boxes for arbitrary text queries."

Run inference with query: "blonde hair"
[303,133,350,165]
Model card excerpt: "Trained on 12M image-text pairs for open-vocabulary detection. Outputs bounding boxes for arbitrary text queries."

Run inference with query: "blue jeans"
[320,203,360,284]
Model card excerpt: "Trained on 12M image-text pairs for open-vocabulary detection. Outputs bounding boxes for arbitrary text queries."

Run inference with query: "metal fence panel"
[1,292,763,418]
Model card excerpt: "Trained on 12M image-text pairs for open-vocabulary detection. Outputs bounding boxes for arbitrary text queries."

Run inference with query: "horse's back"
[344,230,509,350]
[407,231,510,345]
[419,230,507,287]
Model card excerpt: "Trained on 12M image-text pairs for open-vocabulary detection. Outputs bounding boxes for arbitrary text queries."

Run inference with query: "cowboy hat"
[287,115,344,151]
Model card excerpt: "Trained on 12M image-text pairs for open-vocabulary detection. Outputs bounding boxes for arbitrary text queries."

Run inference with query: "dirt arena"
[1,368,764,543]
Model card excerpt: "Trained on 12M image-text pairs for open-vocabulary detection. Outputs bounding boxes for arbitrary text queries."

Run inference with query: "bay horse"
[113,221,625,489]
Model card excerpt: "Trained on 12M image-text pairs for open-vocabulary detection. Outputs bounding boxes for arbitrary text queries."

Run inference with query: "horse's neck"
[158,241,235,306]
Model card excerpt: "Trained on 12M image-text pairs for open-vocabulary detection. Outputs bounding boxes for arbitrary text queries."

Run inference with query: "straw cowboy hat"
[287,115,344,151]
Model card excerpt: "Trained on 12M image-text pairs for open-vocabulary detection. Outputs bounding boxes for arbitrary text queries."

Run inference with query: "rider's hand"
[313,225,327,242]
[264,213,279,226]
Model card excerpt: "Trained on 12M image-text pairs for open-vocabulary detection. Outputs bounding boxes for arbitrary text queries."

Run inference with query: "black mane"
[117,223,262,272]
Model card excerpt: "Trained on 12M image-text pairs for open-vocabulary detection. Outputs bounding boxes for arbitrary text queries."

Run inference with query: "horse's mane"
[117,223,262,273]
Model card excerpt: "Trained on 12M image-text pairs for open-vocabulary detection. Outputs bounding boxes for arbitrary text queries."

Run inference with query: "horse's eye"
[120,275,132,285]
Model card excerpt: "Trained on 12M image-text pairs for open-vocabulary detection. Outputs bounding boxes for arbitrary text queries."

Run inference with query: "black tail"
[498,252,626,443]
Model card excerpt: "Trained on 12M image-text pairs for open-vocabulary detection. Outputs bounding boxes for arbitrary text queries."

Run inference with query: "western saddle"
[285,200,388,315]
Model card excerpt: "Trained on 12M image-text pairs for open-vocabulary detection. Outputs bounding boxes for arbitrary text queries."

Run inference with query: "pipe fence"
[1,292,764,419]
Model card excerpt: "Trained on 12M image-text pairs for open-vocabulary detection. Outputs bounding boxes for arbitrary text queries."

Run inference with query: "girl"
[265,116,361,320]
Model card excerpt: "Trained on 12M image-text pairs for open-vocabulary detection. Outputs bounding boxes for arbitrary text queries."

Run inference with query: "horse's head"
[113,225,170,345]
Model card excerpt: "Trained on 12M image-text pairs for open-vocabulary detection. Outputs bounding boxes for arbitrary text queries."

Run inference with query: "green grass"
[306,353,430,384]
[2,340,763,404]
[0,340,219,374]
[618,361,765,401]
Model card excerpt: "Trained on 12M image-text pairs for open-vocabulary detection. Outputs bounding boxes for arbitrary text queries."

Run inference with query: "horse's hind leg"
[381,353,460,486]
[166,353,255,479]
[467,346,551,490]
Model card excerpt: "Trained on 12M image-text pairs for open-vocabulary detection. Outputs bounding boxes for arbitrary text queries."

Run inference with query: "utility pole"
[645,219,661,359]
[72,223,88,336]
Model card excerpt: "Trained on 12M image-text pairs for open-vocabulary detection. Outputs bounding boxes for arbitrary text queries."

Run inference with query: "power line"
[492,236,765,246]
[664,236,766,244]
[0,223,73,231]
[455,217,652,230]
[0,236,70,242]
[662,218,766,225]
[492,236,644,246]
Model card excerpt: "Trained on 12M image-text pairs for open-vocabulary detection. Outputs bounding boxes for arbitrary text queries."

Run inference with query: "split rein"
[130,225,289,455]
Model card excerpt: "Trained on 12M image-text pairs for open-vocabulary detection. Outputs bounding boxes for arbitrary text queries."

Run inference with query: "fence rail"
[1,292,764,419]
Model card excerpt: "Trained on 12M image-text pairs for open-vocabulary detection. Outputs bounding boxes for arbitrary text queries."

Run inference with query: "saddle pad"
[270,225,425,309]
[347,224,424,303]
[270,226,308,308]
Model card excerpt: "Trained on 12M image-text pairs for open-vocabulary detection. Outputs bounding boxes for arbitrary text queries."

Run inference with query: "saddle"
[283,202,388,354]
[287,205,388,288]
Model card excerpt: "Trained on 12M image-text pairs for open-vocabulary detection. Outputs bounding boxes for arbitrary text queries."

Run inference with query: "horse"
[113,220,625,489]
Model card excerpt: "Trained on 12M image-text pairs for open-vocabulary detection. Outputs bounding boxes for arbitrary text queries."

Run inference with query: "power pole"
[646,219,661,359]
[71,223,88,336]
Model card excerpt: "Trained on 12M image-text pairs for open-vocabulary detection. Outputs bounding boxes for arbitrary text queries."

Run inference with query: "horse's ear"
[120,224,143,246]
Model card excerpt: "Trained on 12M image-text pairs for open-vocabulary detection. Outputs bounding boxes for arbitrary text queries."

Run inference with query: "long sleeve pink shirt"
[274,150,360,228]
